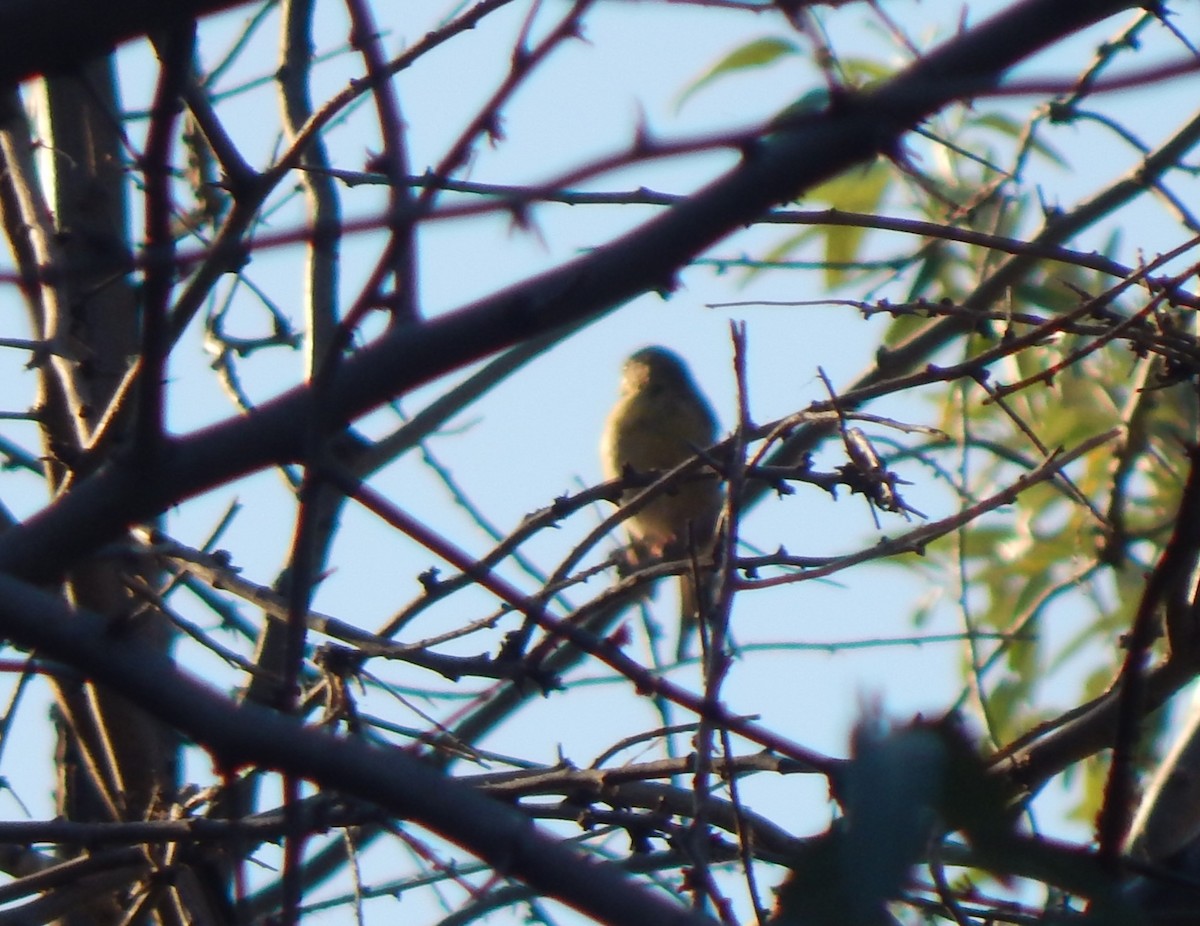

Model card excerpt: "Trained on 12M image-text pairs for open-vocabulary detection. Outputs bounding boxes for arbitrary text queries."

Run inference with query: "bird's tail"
[676,569,717,663]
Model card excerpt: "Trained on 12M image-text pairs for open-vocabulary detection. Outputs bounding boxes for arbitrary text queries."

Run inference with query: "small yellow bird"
[600,346,722,656]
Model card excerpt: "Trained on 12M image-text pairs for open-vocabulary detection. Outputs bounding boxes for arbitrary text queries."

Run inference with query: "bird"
[600,346,722,659]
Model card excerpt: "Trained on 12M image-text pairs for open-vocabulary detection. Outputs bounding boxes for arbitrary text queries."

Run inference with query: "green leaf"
[744,159,891,288]
[676,37,799,112]
[805,161,892,288]
[973,112,1067,168]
